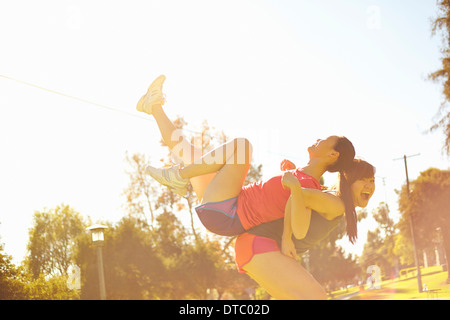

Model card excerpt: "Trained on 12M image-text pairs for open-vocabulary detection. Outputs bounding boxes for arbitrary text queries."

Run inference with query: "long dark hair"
[326,136,357,243]
[338,158,376,244]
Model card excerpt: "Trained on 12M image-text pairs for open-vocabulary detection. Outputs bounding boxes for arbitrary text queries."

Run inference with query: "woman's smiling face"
[351,177,375,207]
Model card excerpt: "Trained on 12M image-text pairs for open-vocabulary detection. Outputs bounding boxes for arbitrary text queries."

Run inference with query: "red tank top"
[236,169,321,230]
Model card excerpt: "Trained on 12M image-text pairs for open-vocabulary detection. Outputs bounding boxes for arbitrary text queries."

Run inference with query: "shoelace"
[146,90,166,105]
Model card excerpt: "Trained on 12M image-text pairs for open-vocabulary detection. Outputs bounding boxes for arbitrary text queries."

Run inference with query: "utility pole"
[394,153,422,293]
[376,175,388,204]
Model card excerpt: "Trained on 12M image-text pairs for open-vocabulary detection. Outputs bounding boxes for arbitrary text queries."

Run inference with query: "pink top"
[236,169,321,230]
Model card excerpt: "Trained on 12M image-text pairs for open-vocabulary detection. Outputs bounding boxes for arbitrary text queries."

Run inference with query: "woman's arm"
[281,198,297,258]
[280,159,344,220]
[281,172,312,240]
[301,188,345,220]
[290,187,312,239]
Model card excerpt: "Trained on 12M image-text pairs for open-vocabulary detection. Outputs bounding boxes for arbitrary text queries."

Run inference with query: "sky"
[0,0,449,265]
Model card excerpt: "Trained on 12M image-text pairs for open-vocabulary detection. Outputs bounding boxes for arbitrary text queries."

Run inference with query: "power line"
[0,73,149,121]
[0,74,248,144]
[0,73,296,162]
[0,73,216,138]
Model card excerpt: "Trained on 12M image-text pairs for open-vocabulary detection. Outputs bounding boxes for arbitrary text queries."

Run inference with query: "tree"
[123,117,232,237]
[111,118,264,299]
[393,232,415,266]
[429,0,450,155]
[123,152,158,227]
[306,208,367,290]
[76,216,170,300]
[75,213,256,299]
[308,244,360,292]
[1,229,79,300]
[359,203,399,279]
[23,273,80,300]
[0,242,27,299]
[26,204,86,279]
[397,168,450,282]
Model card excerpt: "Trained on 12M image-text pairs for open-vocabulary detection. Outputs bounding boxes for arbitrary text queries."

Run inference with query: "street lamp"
[87,224,108,300]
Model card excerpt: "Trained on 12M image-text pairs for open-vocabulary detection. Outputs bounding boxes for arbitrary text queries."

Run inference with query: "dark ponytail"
[327,136,355,174]
[338,171,357,244]
[326,136,357,243]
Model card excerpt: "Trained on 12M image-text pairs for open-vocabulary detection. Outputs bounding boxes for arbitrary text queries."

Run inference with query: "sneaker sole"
[147,166,188,191]
[136,75,166,114]
[168,186,187,197]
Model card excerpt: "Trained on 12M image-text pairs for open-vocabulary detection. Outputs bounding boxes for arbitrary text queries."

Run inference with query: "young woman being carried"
[136,75,357,238]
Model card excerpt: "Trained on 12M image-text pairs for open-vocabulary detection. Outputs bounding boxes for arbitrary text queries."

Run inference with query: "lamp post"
[87,224,108,300]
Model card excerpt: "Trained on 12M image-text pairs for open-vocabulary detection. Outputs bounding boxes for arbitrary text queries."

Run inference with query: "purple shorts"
[195,197,245,236]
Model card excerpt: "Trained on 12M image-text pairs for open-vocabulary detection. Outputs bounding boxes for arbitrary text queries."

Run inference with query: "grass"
[330,266,450,300]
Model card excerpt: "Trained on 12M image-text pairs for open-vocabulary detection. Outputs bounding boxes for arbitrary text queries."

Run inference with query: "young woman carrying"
[237,159,375,299]
[136,75,375,299]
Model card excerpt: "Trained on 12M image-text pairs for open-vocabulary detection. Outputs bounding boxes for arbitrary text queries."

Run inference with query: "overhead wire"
[0,73,301,162]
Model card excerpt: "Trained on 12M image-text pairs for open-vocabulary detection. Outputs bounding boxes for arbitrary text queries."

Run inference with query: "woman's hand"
[281,234,297,259]
[280,159,296,171]
[281,171,302,190]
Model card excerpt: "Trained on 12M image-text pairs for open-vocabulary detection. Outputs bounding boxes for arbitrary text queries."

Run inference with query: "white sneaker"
[136,75,166,115]
[168,186,188,197]
[146,165,189,196]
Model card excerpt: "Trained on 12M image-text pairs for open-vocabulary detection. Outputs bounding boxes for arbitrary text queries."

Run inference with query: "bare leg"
[178,137,253,204]
[243,251,327,300]
[140,77,251,203]
[151,104,216,201]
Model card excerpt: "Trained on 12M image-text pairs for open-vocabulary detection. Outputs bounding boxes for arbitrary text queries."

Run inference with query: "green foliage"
[308,244,360,290]
[361,167,450,284]
[73,214,255,300]
[360,203,399,279]
[304,208,368,290]
[0,243,27,299]
[396,168,450,281]
[0,241,80,299]
[26,204,86,279]
[429,0,450,155]
[397,168,450,247]
[77,217,166,299]
[0,118,261,300]
[393,233,414,266]
[73,119,260,299]
[23,274,80,300]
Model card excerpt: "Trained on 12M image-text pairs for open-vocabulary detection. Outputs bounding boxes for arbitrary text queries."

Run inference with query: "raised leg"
[138,76,251,203]
[179,137,252,204]
[150,104,216,201]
